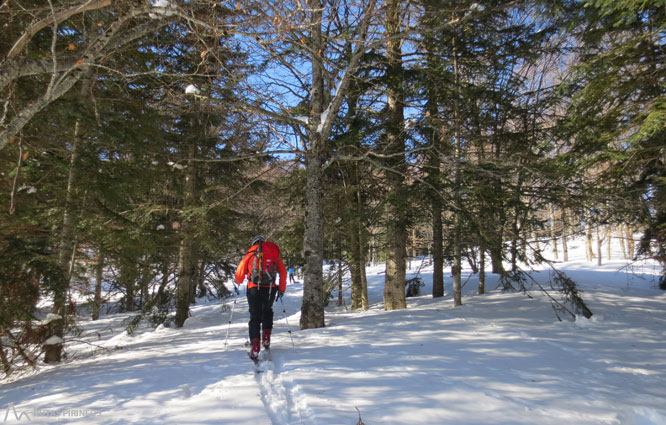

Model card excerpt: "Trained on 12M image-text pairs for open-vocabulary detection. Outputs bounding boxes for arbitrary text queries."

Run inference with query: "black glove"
[277,290,285,300]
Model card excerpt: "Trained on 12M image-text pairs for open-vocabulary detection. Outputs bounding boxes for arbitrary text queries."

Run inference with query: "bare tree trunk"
[45,124,79,363]
[562,209,569,262]
[92,250,104,320]
[45,129,80,362]
[549,204,558,260]
[300,0,327,329]
[174,131,199,328]
[350,167,368,310]
[432,206,444,298]
[189,261,203,303]
[452,230,462,306]
[360,221,369,310]
[479,242,486,295]
[606,226,612,260]
[301,129,326,328]
[410,229,417,258]
[337,246,343,307]
[384,218,408,310]
[451,11,463,307]
[124,264,136,313]
[382,0,407,311]
[299,0,374,326]
[424,29,444,299]
[585,210,595,262]
[625,226,635,259]
[44,69,93,363]
[0,335,10,375]
[350,213,363,310]
[596,225,603,266]
[510,202,521,272]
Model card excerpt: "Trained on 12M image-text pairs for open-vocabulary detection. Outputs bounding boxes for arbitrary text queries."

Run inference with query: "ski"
[249,348,271,373]
[249,351,263,373]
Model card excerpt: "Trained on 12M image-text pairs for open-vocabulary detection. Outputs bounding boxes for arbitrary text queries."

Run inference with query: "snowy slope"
[1,237,665,425]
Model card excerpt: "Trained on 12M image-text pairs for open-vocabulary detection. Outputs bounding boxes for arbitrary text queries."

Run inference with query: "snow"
[167,161,185,170]
[39,313,61,326]
[185,84,200,95]
[316,107,330,134]
[470,3,486,12]
[43,336,64,346]
[18,185,37,194]
[1,237,665,424]
[149,0,176,19]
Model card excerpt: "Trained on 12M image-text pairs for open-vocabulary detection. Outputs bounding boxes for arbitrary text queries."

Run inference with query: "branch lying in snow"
[66,338,120,356]
[499,243,593,321]
[355,407,365,425]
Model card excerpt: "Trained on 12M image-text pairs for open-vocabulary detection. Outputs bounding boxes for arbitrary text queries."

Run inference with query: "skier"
[235,235,287,360]
[288,266,296,284]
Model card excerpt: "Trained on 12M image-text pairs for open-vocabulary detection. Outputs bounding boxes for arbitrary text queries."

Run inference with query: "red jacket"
[235,241,287,292]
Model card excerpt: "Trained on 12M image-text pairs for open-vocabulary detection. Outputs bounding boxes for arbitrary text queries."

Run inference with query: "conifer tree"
[561,0,666,276]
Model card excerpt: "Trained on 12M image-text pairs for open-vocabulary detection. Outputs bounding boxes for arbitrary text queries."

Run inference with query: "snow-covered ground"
[1,237,665,424]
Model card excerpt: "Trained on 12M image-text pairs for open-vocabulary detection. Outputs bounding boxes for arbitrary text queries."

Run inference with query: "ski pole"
[223,285,239,350]
[279,295,295,347]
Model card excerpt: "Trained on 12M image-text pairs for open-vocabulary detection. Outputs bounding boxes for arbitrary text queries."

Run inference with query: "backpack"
[249,241,277,287]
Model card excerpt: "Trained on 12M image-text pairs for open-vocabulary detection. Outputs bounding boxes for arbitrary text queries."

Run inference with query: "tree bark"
[585,210,595,262]
[479,241,486,295]
[359,224,369,310]
[432,205,444,298]
[451,11,463,307]
[424,21,444,299]
[301,130,326,328]
[549,204,558,259]
[350,211,363,310]
[92,250,104,321]
[625,225,635,259]
[337,246,343,307]
[174,130,199,328]
[382,0,408,311]
[562,208,569,262]
[299,0,374,327]
[44,117,81,363]
[44,67,93,363]
[300,0,327,330]
[596,226,603,266]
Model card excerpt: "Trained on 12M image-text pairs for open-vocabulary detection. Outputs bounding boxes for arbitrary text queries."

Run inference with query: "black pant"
[247,285,278,341]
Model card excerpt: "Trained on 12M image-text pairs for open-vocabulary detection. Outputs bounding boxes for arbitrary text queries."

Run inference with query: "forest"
[1,0,664,375]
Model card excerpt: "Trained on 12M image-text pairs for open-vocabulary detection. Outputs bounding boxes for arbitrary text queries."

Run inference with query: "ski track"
[234,293,315,425]
[3,242,665,425]
[254,350,315,425]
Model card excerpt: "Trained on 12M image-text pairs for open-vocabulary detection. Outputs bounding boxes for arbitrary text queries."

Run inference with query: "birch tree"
[210,0,380,329]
